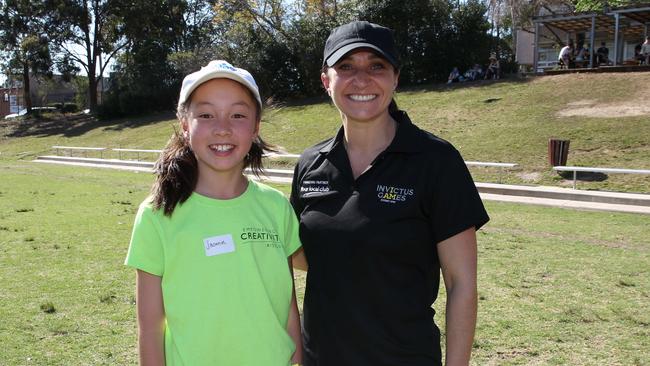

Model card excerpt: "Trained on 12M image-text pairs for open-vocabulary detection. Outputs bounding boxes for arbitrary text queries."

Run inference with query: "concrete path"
[34,155,650,215]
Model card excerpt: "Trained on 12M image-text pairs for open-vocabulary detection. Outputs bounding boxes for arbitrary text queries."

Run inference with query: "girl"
[125,60,302,365]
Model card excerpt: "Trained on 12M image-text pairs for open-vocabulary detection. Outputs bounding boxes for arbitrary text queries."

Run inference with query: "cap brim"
[179,72,262,110]
[325,42,399,68]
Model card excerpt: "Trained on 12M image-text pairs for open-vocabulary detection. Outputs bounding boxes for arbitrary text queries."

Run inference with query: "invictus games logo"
[377,184,415,204]
[240,227,282,249]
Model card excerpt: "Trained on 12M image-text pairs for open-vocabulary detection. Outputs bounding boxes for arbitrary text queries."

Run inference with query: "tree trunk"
[88,74,98,113]
[22,62,32,113]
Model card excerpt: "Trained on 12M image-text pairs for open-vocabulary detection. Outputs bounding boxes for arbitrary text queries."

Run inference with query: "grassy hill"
[2,71,649,192]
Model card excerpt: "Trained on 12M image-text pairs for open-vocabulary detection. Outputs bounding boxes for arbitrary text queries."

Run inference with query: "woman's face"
[321,49,399,124]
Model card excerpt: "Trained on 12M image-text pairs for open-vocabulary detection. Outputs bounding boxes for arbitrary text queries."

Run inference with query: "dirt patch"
[517,172,542,183]
[557,98,650,118]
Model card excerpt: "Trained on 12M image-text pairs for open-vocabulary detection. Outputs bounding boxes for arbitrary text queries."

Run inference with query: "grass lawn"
[1,72,649,193]
[0,161,648,365]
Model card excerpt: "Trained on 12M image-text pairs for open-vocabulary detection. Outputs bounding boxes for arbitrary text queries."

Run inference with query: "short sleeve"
[429,148,489,244]
[124,203,165,276]
[289,163,304,217]
[282,198,302,257]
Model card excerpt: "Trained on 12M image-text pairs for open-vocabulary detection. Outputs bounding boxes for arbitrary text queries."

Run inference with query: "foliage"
[99,0,219,117]
[0,0,54,111]
[46,0,127,113]
[72,75,89,108]
[1,0,509,116]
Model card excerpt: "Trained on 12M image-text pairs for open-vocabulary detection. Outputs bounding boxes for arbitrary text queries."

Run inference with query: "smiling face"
[181,78,259,185]
[321,49,399,124]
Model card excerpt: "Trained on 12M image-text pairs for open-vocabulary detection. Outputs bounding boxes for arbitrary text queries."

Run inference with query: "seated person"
[642,37,650,65]
[634,44,645,65]
[574,42,589,67]
[558,43,573,68]
[464,64,483,81]
[596,42,609,66]
[447,67,461,84]
[484,53,500,80]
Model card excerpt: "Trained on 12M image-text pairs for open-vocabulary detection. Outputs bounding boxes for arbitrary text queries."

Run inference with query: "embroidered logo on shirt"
[300,180,330,193]
[377,184,415,204]
[203,234,235,256]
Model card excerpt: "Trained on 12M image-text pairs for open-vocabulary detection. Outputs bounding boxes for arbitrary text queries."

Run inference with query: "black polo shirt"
[290,110,489,366]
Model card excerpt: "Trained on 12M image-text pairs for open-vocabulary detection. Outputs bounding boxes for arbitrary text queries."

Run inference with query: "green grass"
[2,72,650,192]
[0,161,648,365]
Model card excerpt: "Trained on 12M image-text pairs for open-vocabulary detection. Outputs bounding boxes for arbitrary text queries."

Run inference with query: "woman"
[290,21,489,366]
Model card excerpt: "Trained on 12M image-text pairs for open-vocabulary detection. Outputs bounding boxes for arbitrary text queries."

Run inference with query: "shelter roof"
[533,3,650,38]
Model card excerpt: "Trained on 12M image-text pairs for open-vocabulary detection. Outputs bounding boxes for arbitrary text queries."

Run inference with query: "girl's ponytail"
[151,128,198,216]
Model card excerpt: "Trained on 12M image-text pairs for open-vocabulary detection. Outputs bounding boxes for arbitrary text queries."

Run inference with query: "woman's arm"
[438,227,478,366]
[287,258,303,365]
[136,269,166,366]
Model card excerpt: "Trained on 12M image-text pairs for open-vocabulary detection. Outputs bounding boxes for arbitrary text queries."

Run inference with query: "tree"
[359,0,456,83]
[451,0,492,72]
[47,0,127,113]
[0,0,53,113]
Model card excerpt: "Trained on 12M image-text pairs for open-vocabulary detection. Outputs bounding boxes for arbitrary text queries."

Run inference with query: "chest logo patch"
[300,180,330,193]
[377,184,415,204]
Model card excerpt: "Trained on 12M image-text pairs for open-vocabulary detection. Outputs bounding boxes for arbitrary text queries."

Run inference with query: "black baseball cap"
[323,21,400,69]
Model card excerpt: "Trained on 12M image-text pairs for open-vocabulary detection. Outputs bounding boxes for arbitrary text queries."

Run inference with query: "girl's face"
[321,49,399,124]
[182,78,259,182]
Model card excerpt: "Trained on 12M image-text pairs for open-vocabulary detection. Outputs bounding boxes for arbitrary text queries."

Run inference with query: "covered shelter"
[533,3,650,71]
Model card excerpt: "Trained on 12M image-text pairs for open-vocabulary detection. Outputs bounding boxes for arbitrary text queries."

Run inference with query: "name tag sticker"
[203,234,235,257]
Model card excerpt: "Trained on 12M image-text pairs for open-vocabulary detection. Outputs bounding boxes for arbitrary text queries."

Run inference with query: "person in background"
[634,44,644,64]
[485,53,500,79]
[291,20,489,366]
[641,36,650,65]
[125,60,303,366]
[558,42,574,69]
[596,42,609,66]
[447,66,462,84]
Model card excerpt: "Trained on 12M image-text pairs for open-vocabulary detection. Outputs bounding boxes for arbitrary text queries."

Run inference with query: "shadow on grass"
[2,111,175,138]
[398,75,535,94]
[558,170,608,182]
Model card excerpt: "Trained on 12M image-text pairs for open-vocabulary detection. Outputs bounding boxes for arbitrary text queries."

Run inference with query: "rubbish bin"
[548,138,570,166]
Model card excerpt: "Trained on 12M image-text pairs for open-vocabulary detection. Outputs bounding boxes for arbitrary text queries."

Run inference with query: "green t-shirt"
[125,180,301,366]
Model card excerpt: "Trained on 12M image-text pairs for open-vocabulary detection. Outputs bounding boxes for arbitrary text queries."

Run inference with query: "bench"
[465,161,518,183]
[553,166,650,189]
[263,152,300,159]
[52,146,107,158]
[465,161,517,168]
[113,148,163,161]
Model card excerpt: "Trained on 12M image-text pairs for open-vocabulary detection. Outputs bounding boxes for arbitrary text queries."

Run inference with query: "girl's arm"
[287,257,303,365]
[136,269,166,366]
[291,247,308,271]
[438,227,478,366]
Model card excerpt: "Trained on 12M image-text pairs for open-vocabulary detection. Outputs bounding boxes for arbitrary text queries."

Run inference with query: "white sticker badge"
[203,234,235,257]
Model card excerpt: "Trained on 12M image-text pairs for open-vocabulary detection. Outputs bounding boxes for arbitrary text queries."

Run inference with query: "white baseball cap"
[177,60,262,110]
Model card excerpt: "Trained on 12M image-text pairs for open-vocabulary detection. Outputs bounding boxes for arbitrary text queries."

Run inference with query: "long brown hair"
[151,87,276,216]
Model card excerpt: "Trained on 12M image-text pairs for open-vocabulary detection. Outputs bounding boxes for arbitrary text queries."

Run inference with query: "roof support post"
[589,15,596,68]
[614,13,620,66]
[534,22,540,73]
